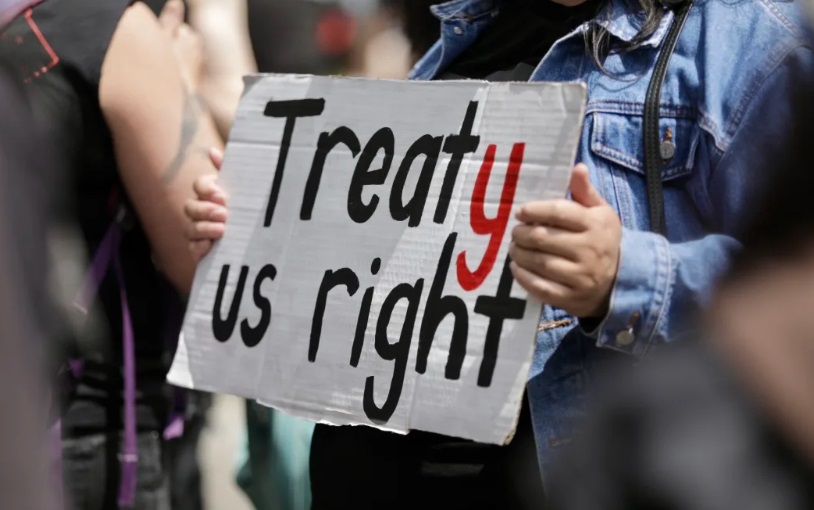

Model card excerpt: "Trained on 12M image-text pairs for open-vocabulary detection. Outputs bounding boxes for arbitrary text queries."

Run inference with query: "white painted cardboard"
[168,74,586,445]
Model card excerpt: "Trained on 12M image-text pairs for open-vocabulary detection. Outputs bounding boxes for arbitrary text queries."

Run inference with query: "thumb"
[569,164,604,207]
[159,0,185,35]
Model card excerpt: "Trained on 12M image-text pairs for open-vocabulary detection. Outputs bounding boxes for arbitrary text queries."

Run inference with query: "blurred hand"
[159,0,204,92]
[510,164,621,318]
[185,148,227,261]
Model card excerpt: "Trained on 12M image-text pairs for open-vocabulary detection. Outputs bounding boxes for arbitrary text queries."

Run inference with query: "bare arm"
[188,0,257,139]
[99,2,223,293]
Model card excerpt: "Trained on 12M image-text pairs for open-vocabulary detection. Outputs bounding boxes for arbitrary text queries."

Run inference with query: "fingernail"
[209,207,227,221]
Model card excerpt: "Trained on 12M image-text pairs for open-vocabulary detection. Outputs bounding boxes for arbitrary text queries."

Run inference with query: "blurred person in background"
[248,0,358,77]
[184,0,814,508]
[349,0,412,78]
[0,0,222,508]
[546,56,814,509]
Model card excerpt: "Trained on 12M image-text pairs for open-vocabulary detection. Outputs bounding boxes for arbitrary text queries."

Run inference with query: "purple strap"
[62,219,139,508]
[163,412,185,441]
[163,388,186,441]
[73,223,122,315]
[64,203,183,507]
[114,256,138,508]
[67,359,85,379]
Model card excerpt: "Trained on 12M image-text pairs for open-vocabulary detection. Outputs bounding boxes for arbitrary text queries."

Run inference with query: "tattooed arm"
[99,2,223,293]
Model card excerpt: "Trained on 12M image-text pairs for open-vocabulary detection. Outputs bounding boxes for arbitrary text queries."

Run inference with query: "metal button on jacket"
[661,127,676,161]
[615,329,635,346]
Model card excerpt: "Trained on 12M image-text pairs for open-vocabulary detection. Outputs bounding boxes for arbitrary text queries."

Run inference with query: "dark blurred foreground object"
[547,341,814,510]
[0,61,60,510]
[547,75,814,510]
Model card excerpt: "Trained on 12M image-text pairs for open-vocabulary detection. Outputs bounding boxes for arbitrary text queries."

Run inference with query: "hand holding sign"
[509,163,621,318]
[185,148,227,261]
[169,75,587,444]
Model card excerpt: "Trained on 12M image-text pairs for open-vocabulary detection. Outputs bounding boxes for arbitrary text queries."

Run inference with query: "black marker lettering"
[263,98,326,227]
[309,267,360,362]
[348,128,395,223]
[350,258,381,368]
[389,135,443,227]
[301,127,361,220]
[240,264,277,348]
[212,264,250,342]
[474,256,526,387]
[416,232,469,380]
[435,101,481,223]
[363,279,425,424]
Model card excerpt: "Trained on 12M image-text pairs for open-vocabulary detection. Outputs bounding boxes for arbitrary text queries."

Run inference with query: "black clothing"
[62,432,171,510]
[442,0,601,81]
[310,400,541,510]
[1,0,175,435]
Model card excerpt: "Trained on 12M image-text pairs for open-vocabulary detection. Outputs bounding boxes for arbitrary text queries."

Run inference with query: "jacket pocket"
[589,110,700,182]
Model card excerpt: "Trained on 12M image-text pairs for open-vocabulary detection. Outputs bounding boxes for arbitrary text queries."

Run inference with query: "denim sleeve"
[583,44,814,357]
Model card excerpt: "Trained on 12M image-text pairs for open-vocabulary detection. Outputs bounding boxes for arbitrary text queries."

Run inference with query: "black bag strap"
[643,0,694,235]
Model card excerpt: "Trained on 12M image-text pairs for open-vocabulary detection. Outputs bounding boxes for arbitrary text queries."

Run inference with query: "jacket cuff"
[587,228,672,356]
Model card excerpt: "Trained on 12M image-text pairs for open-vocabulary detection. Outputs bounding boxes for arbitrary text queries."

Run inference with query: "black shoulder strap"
[643,1,694,235]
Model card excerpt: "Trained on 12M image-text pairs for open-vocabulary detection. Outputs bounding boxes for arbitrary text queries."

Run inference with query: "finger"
[184,199,228,223]
[192,175,227,205]
[569,164,605,208]
[512,224,581,261]
[510,261,570,306]
[159,0,185,34]
[209,147,224,171]
[508,244,582,287]
[189,240,213,262]
[177,24,202,48]
[515,200,589,232]
[186,221,226,241]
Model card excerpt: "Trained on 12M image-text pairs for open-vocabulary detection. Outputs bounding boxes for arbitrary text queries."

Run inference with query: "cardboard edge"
[502,82,589,447]
[241,74,264,97]
[240,73,588,97]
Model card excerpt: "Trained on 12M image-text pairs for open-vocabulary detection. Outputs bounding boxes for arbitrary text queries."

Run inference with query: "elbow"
[171,268,195,297]
[158,252,197,297]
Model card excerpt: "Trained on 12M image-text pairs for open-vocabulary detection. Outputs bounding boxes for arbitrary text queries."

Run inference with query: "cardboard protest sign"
[169,74,586,444]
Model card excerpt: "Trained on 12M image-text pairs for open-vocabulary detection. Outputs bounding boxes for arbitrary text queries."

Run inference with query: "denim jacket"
[409,0,814,476]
